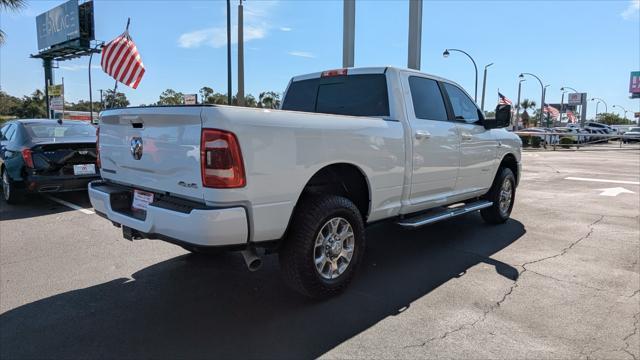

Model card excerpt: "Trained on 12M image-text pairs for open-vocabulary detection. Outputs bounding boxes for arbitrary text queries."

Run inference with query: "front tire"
[279,195,365,299]
[2,168,23,205]
[481,167,516,224]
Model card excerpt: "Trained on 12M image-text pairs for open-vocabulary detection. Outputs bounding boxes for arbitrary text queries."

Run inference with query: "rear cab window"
[282,74,390,117]
[24,122,97,139]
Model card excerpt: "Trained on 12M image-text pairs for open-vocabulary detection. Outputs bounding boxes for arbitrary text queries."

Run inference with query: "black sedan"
[0,119,99,204]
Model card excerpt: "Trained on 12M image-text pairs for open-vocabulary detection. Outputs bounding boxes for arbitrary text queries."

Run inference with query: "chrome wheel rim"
[2,171,9,201]
[499,178,513,216]
[314,217,355,280]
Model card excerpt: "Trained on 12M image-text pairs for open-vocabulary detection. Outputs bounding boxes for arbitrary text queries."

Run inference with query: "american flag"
[543,104,560,119]
[566,110,576,123]
[498,92,513,105]
[101,31,145,89]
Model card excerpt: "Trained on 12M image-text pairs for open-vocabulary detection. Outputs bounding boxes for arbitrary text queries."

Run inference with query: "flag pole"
[111,18,131,109]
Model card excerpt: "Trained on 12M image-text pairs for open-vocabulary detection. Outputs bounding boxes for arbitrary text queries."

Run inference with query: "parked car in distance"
[623,127,640,143]
[585,121,617,135]
[89,66,522,298]
[0,119,99,203]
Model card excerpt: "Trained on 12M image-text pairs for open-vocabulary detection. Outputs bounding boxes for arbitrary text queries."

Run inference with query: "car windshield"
[24,122,97,139]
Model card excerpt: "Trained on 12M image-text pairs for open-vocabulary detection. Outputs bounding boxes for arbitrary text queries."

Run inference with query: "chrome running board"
[397,200,493,229]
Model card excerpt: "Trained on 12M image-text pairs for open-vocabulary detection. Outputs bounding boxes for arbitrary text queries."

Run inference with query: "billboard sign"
[47,84,64,97]
[183,94,197,105]
[630,71,640,94]
[50,97,64,111]
[36,0,80,50]
[567,93,585,105]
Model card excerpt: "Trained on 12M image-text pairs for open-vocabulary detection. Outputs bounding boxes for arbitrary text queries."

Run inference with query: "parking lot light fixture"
[520,72,545,125]
[480,62,494,112]
[590,97,608,119]
[443,48,478,102]
[613,105,629,119]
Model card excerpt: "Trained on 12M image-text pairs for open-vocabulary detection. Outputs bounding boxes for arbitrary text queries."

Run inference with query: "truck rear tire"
[279,194,365,298]
[481,167,516,224]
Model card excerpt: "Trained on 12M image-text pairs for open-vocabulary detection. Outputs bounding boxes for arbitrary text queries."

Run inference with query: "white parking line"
[565,177,640,185]
[46,196,95,215]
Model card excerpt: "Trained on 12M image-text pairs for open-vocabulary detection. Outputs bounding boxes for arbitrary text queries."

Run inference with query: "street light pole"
[480,62,493,113]
[514,78,525,130]
[613,105,629,120]
[226,0,232,105]
[591,97,608,120]
[519,73,545,125]
[443,48,478,102]
[543,84,551,127]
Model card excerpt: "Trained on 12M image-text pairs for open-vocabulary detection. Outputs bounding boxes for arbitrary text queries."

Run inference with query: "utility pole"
[480,63,493,112]
[343,0,355,68]
[237,0,245,106]
[407,0,423,70]
[226,0,232,105]
[44,58,53,118]
[515,79,525,130]
[99,89,104,110]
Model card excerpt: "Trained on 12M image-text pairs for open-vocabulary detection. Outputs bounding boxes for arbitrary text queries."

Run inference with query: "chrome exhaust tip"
[240,248,262,272]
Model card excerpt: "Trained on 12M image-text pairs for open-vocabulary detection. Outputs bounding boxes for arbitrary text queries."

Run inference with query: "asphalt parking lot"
[1,146,639,359]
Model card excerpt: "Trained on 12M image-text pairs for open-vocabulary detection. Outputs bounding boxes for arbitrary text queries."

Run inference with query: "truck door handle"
[415,130,431,140]
[461,134,473,141]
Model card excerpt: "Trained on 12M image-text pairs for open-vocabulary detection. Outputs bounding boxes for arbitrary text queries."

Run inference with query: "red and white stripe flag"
[101,31,145,89]
[567,110,576,123]
[543,104,560,119]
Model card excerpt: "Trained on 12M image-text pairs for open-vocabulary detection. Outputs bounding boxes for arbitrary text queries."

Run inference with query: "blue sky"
[1,0,639,119]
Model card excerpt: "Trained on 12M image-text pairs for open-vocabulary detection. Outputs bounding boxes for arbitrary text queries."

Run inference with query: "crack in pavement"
[403,215,606,349]
[621,312,639,360]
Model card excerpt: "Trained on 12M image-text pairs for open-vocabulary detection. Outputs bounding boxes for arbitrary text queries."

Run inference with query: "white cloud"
[178,25,266,48]
[621,0,640,20]
[179,1,277,49]
[287,51,315,59]
[280,27,292,32]
[59,64,101,71]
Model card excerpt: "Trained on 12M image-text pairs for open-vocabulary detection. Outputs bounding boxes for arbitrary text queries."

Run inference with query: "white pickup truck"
[89,66,521,298]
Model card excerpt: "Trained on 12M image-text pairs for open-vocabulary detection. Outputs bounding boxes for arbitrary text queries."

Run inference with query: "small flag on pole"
[543,104,560,119]
[498,92,513,105]
[101,28,145,89]
[567,110,576,123]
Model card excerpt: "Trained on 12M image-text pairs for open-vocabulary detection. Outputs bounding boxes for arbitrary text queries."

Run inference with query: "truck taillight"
[321,68,348,77]
[201,129,245,188]
[21,149,34,168]
[96,127,101,169]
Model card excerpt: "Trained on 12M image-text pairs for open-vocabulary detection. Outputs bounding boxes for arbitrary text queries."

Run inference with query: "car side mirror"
[484,104,512,129]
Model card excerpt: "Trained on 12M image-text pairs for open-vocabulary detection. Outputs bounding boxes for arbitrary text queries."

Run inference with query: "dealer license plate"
[132,190,154,211]
[73,164,96,175]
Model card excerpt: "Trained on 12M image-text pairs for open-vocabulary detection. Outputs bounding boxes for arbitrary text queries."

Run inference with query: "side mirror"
[484,104,512,129]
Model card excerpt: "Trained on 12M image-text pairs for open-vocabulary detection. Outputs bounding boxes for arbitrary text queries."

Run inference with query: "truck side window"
[408,77,448,121]
[443,83,481,123]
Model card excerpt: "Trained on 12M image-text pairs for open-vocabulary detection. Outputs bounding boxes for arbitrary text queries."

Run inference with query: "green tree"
[0,0,25,45]
[66,100,103,113]
[104,89,130,109]
[0,90,22,115]
[243,94,257,107]
[519,99,537,128]
[597,112,633,125]
[157,89,184,105]
[258,91,281,109]
[199,87,214,104]
[15,90,46,118]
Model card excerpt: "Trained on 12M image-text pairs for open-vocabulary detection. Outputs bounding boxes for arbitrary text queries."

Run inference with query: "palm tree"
[0,0,26,45]
[519,99,537,128]
[258,91,281,109]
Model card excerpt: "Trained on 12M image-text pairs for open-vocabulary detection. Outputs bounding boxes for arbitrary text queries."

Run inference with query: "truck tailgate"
[99,107,204,201]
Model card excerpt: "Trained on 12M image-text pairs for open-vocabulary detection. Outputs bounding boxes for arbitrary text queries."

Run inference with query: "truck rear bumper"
[88,181,249,247]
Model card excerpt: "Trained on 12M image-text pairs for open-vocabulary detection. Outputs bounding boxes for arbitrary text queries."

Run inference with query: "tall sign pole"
[44,59,53,118]
[237,0,245,106]
[515,79,524,130]
[226,0,232,105]
[342,0,355,68]
[407,0,422,70]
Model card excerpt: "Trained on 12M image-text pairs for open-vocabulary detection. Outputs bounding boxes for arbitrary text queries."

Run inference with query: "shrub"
[559,137,573,149]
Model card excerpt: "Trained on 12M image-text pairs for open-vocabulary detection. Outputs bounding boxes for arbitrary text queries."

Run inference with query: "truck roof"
[289,66,457,86]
